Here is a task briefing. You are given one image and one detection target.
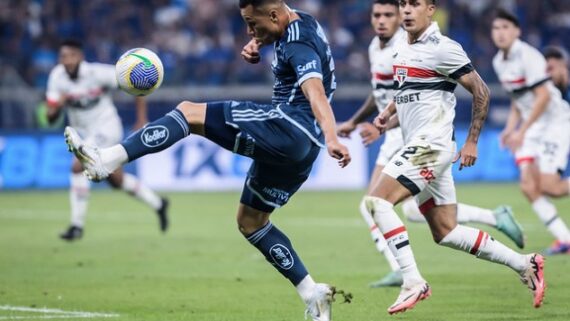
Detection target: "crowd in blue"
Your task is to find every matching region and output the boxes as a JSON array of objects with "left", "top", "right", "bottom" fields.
[{"left": 2, "top": 0, "right": 570, "bottom": 88}]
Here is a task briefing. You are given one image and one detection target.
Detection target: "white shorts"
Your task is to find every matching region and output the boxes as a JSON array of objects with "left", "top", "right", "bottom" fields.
[
  {"left": 515, "top": 125, "right": 570, "bottom": 174},
  {"left": 376, "top": 127, "right": 405, "bottom": 166},
  {"left": 76, "top": 117, "right": 123, "bottom": 148},
  {"left": 383, "top": 140, "right": 457, "bottom": 212}
]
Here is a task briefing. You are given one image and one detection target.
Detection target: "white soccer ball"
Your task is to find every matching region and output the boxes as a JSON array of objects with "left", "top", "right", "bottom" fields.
[{"left": 115, "top": 48, "right": 164, "bottom": 96}]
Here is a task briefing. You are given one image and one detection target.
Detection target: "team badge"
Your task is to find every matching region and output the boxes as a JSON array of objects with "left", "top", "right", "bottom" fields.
[{"left": 395, "top": 68, "right": 408, "bottom": 87}]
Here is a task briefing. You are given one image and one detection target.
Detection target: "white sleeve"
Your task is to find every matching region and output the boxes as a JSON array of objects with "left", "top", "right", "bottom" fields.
[
  {"left": 522, "top": 47, "right": 549, "bottom": 87},
  {"left": 436, "top": 39, "right": 473, "bottom": 80},
  {"left": 46, "top": 69, "right": 62, "bottom": 105},
  {"left": 94, "top": 63, "right": 119, "bottom": 89}
]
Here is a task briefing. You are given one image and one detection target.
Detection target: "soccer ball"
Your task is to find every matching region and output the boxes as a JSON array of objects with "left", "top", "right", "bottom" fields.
[{"left": 115, "top": 48, "right": 164, "bottom": 96}]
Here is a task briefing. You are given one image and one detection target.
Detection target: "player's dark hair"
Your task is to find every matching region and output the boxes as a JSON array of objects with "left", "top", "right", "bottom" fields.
[
  {"left": 544, "top": 46, "right": 569, "bottom": 62},
  {"left": 494, "top": 8, "right": 520, "bottom": 28},
  {"left": 239, "top": 0, "right": 282, "bottom": 9},
  {"left": 374, "top": 0, "right": 399, "bottom": 6},
  {"left": 59, "top": 39, "right": 83, "bottom": 50}
]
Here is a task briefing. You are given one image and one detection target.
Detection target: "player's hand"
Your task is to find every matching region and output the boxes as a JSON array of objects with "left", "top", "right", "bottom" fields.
[
  {"left": 359, "top": 122, "right": 380, "bottom": 146},
  {"left": 337, "top": 121, "right": 357, "bottom": 138},
  {"left": 373, "top": 113, "right": 389, "bottom": 135},
  {"left": 453, "top": 141, "right": 478, "bottom": 171},
  {"left": 499, "top": 129, "right": 512, "bottom": 149},
  {"left": 327, "top": 139, "right": 351, "bottom": 168},
  {"left": 505, "top": 129, "right": 524, "bottom": 152},
  {"left": 241, "top": 39, "right": 261, "bottom": 64}
]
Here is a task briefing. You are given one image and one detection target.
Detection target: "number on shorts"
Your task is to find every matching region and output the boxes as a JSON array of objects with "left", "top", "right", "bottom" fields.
[{"left": 400, "top": 146, "right": 419, "bottom": 160}]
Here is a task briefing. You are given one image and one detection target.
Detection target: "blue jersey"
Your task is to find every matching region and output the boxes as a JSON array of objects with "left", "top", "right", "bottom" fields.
[{"left": 271, "top": 11, "right": 336, "bottom": 147}]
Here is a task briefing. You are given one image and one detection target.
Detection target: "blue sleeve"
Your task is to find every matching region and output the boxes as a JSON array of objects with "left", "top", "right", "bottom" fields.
[{"left": 283, "top": 42, "right": 323, "bottom": 85}]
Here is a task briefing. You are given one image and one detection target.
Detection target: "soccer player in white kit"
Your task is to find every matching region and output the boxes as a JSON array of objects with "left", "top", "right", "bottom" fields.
[
  {"left": 361, "top": 0, "right": 545, "bottom": 314},
  {"left": 337, "top": 0, "right": 525, "bottom": 288},
  {"left": 46, "top": 40, "right": 169, "bottom": 241},
  {"left": 492, "top": 10, "right": 570, "bottom": 255}
]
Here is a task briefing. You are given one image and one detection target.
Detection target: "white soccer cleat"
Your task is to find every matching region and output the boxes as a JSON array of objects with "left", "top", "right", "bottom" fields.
[
  {"left": 64, "top": 126, "right": 111, "bottom": 182},
  {"left": 387, "top": 280, "right": 431, "bottom": 315},
  {"left": 304, "top": 284, "right": 352, "bottom": 321}
]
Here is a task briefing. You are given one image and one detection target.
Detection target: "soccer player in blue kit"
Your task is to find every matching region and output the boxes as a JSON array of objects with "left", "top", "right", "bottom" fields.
[{"left": 64, "top": 0, "right": 351, "bottom": 320}]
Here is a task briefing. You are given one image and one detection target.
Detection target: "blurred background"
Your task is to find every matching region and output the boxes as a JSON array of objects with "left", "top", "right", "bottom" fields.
[{"left": 1, "top": 0, "right": 570, "bottom": 190}]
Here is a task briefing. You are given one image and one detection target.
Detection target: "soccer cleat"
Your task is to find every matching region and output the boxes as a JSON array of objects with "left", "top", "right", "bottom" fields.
[
  {"left": 64, "top": 127, "right": 111, "bottom": 182},
  {"left": 59, "top": 225, "right": 83, "bottom": 241},
  {"left": 387, "top": 281, "right": 431, "bottom": 315},
  {"left": 494, "top": 205, "right": 525, "bottom": 249},
  {"left": 519, "top": 254, "right": 546, "bottom": 308},
  {"left": 543, "top": 240, "right": 570, "bottom": 255},
  {"left": 369, "top": 270, "right": 403, "bottom": 288},
  {"left": 304, "top": 284, "right": 352, "bottom": 321},
  {"left": 156, "top": 197, "right": 169, "bottom": 232}
]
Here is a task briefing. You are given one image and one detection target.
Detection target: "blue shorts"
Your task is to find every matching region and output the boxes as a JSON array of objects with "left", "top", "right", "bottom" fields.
[{"left": 204, "top": 101, "right": 321, "bottom": 213}]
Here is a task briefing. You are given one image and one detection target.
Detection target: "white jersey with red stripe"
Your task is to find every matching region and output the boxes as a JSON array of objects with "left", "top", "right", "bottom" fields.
[
  {"left": 492, "top": 39, "right": 570, "bottom": 135},
  {"left": 46, "top": 61, "right": 122, "bottom": 137},
  {"left": 391, "top": 22, "right": 473, "bottom": 150}
]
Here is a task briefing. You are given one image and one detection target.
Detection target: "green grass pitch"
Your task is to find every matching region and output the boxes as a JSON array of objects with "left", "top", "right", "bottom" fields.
[{"left": 0, "top": 184, "right": 569, "bottom": 320}]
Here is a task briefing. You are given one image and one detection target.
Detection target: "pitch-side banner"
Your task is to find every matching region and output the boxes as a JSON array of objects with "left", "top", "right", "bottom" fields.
[{"left": 137, "top": 135, "right": 368, "bottom": 191}]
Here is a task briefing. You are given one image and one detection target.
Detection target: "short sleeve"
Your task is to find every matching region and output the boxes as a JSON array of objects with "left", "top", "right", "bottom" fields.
[
  {"left": 436, "top": 39, "right": 474, "bottom": 80},
  {"left": 283, "top": 42, "right": 323, "bottom": 85},
  {"left": 94, "top": 63, "right": 119, "bottom": 89},
  {"left": 46, "top": 69, "right": 62, "bottom": 107},
  {"left": 522, "top": 48, "right": 549, "bottom": 87}
]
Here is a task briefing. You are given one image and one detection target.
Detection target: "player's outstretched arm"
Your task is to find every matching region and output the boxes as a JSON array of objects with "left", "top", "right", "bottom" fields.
[
  {"left": 301, "top": 78, "right": 351, "bottom": 168},
  {"left": 505, "top": 84, "right": 549, "bottom": 150},
  {"left": 455, "top": 70, "right": 490, "bottom": 170},
  {"left": 133, "top": 96, "right": 149, "bottom": 130},
  {"left": 337, "top": 93, "right": 377, "bottom": 138},
  {"left": 499, "top": 100, "right": 521, "bottom": 149}
]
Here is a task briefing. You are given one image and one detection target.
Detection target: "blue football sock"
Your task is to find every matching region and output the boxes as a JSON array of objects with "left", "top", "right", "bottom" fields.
[
  {"left": 121, "top": 109, "right": 190, "bottom": 161},
  {"left": 246, "top": 222, "right": 309, "bottom": 285}
]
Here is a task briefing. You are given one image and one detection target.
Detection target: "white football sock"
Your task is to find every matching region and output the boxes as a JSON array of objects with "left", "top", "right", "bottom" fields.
[
  {"left": 100, "top": 144, "right": 129, "bottom": 173},
  {"left": 70, "top": 173, "right": 90, "bottom": 227},
  {"left": 439, "top": 225, "right": 527, "bottom": 274},
  {"left": 296, "top": 275, "right": 317, "bottom": 303},
  {"left": 365, "top": 196, "right": 424, "bottom": 285},
  {"left": 532, "top": 196, "right": 570, "bottom": 242},
  {"left": 359, "top": 200, "right": 400, "bottom": 272},
  {"left": 122, "top": 173, "right": 162, "bottom": 210},
  {"left": 401, "top": 198, "right": 426, "bottom": 222},
  {"left": 457, "top": 203, "right": 497, "bottom": 226}
]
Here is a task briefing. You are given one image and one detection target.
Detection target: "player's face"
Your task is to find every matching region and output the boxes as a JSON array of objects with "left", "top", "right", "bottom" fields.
[
  {"left": 240, "top": 5, "right": 281, "bottom": 46},
  {"left": 371, "top": 3, "right": 400, "bottom": 41},
  {"left": 59, "top": 46, "right": 83, "bottom": 76},
  {"left": 399, "top": 0, "right": 435, "bottom": 34},
  {"left": 491, "top": 19, "right": 520, "bottom": 50},
  {"left": 546, "top": 57, "right": 569, "bottom": 89}
]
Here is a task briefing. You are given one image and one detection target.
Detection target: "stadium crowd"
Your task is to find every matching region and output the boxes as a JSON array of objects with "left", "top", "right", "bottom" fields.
[{"left": 2, "top": 0, "right": 570, "bottom": 88}]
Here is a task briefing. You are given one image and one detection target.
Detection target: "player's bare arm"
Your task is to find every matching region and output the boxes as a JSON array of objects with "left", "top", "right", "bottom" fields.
[
  {"left": 46, "top": 97, "right": 66, "bottom": 123},
  {"left": 302, "top": 78, "right": 351, "bottom": 167},
  {"left": 337, "top": 93, "right": 377, "bottom": 137},
  {"left": 506, "top": 84, "right": 550, "bottom": 151},
  {"left": 455, "top": 70, "right": 490, "bottom": 170},
  {"left": 500, "top": 100, "right": 521, "bottom": 148},
  {"left": 133, "top": 96, "right": 149, "bottom": 130},
  {"left": 373, "top": 100, "right": 396, "bottom": 133}
]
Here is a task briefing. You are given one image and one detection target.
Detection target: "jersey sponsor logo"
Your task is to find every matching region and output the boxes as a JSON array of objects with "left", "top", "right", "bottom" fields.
[
  {"left": 297, "top": 60, "right": 318, "bottom": 73},
  {"left": 395, "top": 67, "right": 408, "bottom": 87},
  {"left": 269, "top": 244, "right": 295, "bottom": 270},
  {"left": 419, "top": 167, "right": 436, "bottom": 184},
  {"left": 141, "top": 125, "right": 169, "bottom": 148},
  {"left": 394, "top": 93, "right": 421, "bottom": 104}
]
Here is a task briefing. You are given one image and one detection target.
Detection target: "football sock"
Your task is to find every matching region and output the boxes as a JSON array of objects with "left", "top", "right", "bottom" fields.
[
  {"left": 365, "top": 196, "right": 424, "bottom": 284},
  {"left": 532, "top": 196, "right": 570, "bottom": 242},
  {"left": 359, "top": 199, "right": 400, "bottom": 271},
  {"left": 121, "top": 173, "right": 162, "bottom": 210},
  {"left": 120, "top": 109, "right": 190, "bottom": 162},
  {"left": 246, "top": 221, "right": 309, "bottom": 285},
  {"left": 456, "top": 203, "right": 497, "bottom": 226},
  {"left": 439, "top": 225, "right": 527, "bottom": 273},
  {"left": 296, "top": 275, "right": 317, "bottom": 303},
  {"left": 70, "top": 173, "right": 90, "bottom": 228}
]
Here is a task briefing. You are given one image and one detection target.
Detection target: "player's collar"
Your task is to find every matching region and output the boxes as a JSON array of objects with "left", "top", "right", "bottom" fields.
[
  {"left": 415, "top": 21, "right": 440, "bottom": 43},
  {"left": 504, "top": 39, "right": 523, "bottom": 60}
]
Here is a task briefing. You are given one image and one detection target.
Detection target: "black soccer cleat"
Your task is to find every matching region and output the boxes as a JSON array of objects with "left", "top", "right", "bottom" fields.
[
  {"left": 156, "top": 197, "right": 169, "bottom": 232},
  {"left": 59, "top": 225, "right": 84, "bottom": 241}
]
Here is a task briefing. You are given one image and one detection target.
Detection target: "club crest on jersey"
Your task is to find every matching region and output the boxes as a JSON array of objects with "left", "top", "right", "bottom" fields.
[
  {"left": 395, "top": 68, "right": 408, "bottom": 87},
  {"left": 141, "top": 125, "right": 169, "bottom": 147},
  {"left": 269, "top": 244, "right": 295, "bottom": 270}
]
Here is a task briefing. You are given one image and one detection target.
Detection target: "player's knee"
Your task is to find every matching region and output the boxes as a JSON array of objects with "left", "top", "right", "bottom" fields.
[
  {"left": 176, "top": 100, "right": 206, "bottom": 125},
  {"left": 236, "top": 208, "right": 270, "bottom": 236}
]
